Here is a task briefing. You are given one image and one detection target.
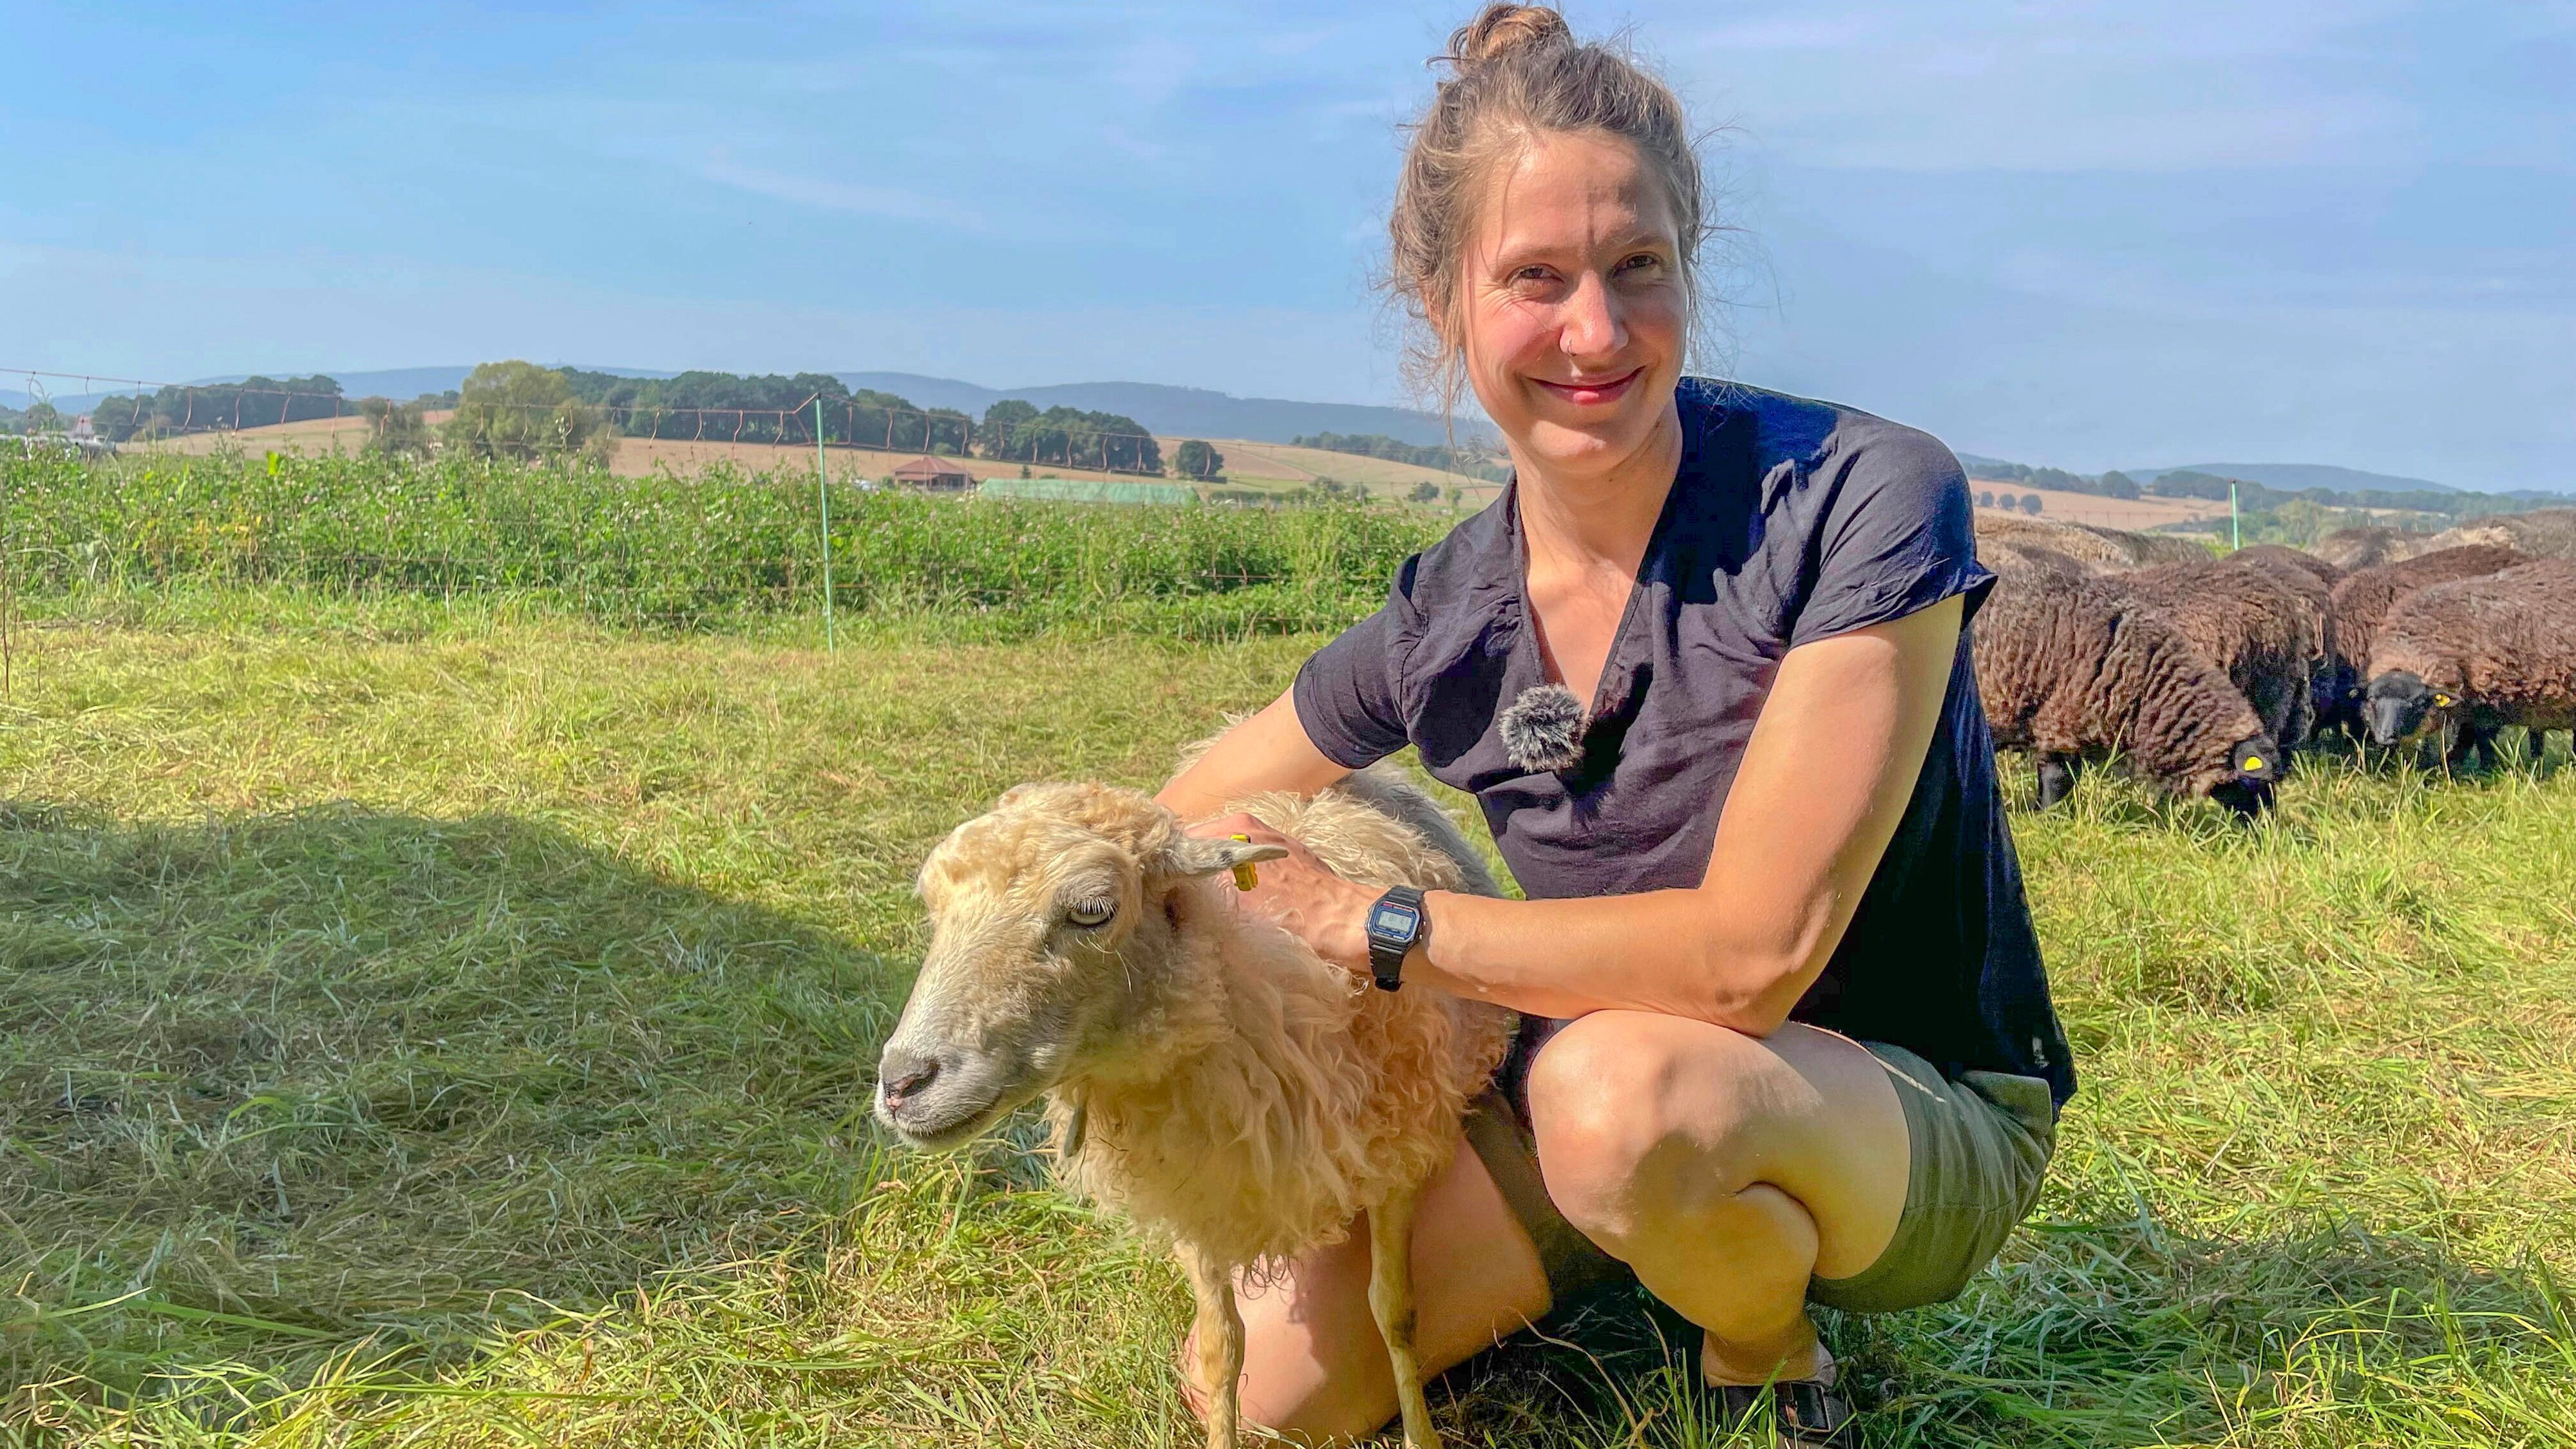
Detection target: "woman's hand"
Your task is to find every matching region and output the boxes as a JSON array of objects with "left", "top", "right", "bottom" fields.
[{"left": 1186, "top": 813, "right": 1379, "bottom": 974}]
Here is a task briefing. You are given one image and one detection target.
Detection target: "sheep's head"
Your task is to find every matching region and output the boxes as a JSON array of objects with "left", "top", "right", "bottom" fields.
[
  {"left": 2365, "top": 669, "right": 2454, "bottom": 746},
  {"left": 873, "top": 782, "right": 1285, "bottom": 1151},
  {"left": 2313, "top": 662, "right": 2362, "bottom": 735},
  {"left": 2201, "top": 733, "right": 2282, "bottom": 818}
]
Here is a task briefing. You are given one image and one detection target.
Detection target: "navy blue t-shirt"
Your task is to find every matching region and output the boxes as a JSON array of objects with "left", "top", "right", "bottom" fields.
[{"left": 1294, "top": 379, "right": 2073, "bottom": 1106}]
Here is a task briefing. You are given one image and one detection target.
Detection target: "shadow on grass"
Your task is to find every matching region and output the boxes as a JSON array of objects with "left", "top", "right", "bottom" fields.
[
  {"left": 1425, "top": 1211, "right": 2575, "bottom": 1447},
  {"left": 0, "top": 800, "right": 901, "bottom": 1408}
]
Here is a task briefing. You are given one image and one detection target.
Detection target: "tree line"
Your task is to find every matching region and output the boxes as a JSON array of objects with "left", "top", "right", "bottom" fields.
[
  {"left": 1292, "top": 431, "right": 1507, "bottom": 482},
  {"left": 550, "top": 370, "right": 1173, "bottom": 475},
  {"left": 88, "top": 375, "right": 349, "bottom": 441},
  {"left": 1964, "top": 453, "right": 2554, "bottom": 526}
]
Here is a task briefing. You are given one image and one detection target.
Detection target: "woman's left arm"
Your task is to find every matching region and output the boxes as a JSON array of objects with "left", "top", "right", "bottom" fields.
[{"left": 1208, "top": 592, "right": 1963, "bottom": 1037}]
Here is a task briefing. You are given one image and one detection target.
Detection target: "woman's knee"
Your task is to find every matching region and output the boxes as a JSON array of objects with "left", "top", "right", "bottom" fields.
[{"left": 1524, "top": 1012, "right": 1768, "bottom": 1247}]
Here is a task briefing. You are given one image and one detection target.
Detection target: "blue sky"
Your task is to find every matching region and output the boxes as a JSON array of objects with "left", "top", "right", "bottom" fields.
[{"left": 5, "top": 1, "right": 2570, "bottom": 488}]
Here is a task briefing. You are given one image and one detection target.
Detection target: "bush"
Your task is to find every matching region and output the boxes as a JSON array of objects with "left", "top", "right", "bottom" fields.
[
  {"left": 2022, "top": 493, "right": 2043, "bottom": 514},
  {"left": 444, "top": 361, "right": 617, "bottom": 465},
  {"left": 0, "top": 451, "right": 1445, "bottom": 636},
  {"left": 358, "top": 397, "right": 431, "bottom": 458}
]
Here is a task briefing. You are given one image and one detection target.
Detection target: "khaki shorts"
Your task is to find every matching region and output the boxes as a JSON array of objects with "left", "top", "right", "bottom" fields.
[{"left": 1463, "top": 1037, "right": 2057, "bottom": 1315}]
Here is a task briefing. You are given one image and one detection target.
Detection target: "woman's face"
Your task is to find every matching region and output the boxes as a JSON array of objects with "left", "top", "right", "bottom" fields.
[{"left": 1452, "top": 129, "right": 1686, "bottom": 481}]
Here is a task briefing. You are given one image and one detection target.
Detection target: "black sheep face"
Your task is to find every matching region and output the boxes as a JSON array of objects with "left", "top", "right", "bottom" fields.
[
  {"left": 2312, "top": 663, "right": 2361, "bottom": 733},
  {"left": 2365, "top": 670, "right": 2449, "bottom": 746},
  {"left": 2204, "top": 733, "right": 2282, "bottom": 819}
]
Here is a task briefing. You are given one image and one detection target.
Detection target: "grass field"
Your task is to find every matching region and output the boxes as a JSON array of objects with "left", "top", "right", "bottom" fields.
[
  {"left": 1967, "top": 487, "right": 2227, "bottom": 531},
  {"left": 0, "top": 584, "right": 2570, "bottom": 1447}
]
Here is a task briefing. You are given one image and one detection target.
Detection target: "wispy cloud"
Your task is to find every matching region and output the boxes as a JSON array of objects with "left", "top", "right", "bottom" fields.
[{"left": 695, "top": 150, "right": 983, "bottom": 229}]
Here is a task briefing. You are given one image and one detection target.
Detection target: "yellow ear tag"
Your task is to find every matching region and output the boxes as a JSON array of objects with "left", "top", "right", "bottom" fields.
[
  {"left": 2242, "top": 755, "right": 2265, "bottom": 773},
  {"left": 2433, "top": 694, "right": 2454, "bottom": 708},
  {"left": 1227, "top": 835, "right": 1259, "bottom": 892}
]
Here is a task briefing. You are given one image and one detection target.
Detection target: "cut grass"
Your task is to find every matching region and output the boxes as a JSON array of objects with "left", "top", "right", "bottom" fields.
[{"left": 1, "top": 600, "right": 2571, "bottom": 1445}]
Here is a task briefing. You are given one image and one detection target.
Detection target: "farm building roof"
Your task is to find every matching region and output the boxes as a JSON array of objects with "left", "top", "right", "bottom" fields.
[
  {"left": 978, "top": 477, "right": 1197, "bottom": 506},
  {"left": 891, "top": 455, "right": 974, "bottom": 483}
]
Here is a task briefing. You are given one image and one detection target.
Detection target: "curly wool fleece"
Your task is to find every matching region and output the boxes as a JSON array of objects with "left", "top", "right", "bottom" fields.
[{"left": 1499, "top": 683, "right": 1587, "bottom": 772}]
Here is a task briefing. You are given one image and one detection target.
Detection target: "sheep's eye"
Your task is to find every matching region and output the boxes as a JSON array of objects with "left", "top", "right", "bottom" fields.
[{"left": 1066, "top": 899, "right": 1116, "bottom": 929}]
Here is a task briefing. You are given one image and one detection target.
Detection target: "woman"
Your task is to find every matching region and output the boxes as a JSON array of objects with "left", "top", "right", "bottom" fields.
[{"left": 1157, "top": 7, "right": 2071, "bottom": 1445}]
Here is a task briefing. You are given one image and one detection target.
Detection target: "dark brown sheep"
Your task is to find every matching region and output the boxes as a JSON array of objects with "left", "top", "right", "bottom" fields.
[
  {"left": 1973, "top": 569, "right": 2282, "bottom": 816},
  {"left": 2424, "top": 508, "right": 2576, "bottom": 562},
  {"left": 2222, "top": 548, "right": 2340, "bottom": 739},
  {"left": 2314, "top": 526, "right": 2434, "bottom": 572},
  {"left": 2121, "top": 559, "right": 2320, "bottom": 748},
  {"left": 1978, "top": 538, "right": 2096, "bottom": 583},
  {"left": 2230, "top": 544, "right": 2343, "bottom": 590},
  {"left": 2365, "top": 560, "right": 2576, "bottom": 769},
  {"left": 1974, "top": 513, "right": 2211, "bottom": 571},
  {"left": 2318, "top": 545, "right": 2531, "bottom": 742}
]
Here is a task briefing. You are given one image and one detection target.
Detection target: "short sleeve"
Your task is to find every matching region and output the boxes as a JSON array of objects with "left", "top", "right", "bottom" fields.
[
  {"left": 1293, "top": 589, "right": 1415, "bottom": 770},
  {"left": 1788, "top": 428, "right": 1996, "bottom": 648}
]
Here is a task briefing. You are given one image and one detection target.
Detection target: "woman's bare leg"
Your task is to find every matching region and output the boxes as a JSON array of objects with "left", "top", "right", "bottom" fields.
[
  {"left": 1524, "top": 1012, "right": 1909, "bottom": 1386},
  {"left": 1188, "top": 1014, "right": 1909, "bottom": 1436},
  {"left": 1184, "top": 1135, "right": 1550, "bottom": 1444}
]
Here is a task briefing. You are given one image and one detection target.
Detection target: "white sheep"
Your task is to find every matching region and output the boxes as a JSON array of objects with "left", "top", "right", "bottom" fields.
[{"left": 874, "top": 766, "right": 1516, "bottom": 1449}]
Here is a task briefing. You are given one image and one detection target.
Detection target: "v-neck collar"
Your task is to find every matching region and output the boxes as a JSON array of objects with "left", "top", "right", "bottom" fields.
[{"left": 1502, "top": 403, "right": 1704, "bottom": 719}]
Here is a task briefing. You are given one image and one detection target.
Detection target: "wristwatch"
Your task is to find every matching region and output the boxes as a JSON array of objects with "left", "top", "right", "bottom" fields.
[{"left": 1363, "top": 887, "right": 1429, "bottom": 992}]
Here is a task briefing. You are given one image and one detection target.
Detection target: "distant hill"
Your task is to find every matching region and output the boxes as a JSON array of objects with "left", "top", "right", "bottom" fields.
[
  {"left": 2124, "top": 462, "right": 2456, "bottom": 495},
  {"left": 6, "top": 365, "right": 668, "bottom": 415},
  {"left": 839, "top": 373, "right": 1493, "bottom": 450}
]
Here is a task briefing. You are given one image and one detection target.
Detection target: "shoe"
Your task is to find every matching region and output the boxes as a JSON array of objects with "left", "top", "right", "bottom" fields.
[{"left": 1707, "top": 1378, "right": 1859, "bottom": 1448}]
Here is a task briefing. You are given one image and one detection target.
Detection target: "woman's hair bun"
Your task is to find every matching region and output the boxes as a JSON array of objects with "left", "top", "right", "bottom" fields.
[{"left": 1446, "top": 4, "right": 1573, "bottom": 70}]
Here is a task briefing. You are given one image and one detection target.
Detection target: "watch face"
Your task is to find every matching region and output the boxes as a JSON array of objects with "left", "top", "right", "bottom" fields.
[{"left": 1369, "top": 902, "right": 1420, "bottom": 938}]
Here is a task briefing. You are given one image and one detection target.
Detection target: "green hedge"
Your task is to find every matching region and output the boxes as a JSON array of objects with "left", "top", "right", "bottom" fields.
[{"left": 0, "top": 452, "right": 1444, "bottom": 635}]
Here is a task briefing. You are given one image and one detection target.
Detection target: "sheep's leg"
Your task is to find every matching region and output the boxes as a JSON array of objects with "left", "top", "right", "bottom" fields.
[
  {"left": 1180, "top": 1246, "right": 1244, "bottom": 1449},
  {"left": 1368, "top": 1184, "right": 1443, "bottom": 1449}
]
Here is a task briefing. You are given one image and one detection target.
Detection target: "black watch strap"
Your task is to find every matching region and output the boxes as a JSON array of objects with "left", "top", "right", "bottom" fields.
[{"left": 1365, "top": 886, "right": 1428, "bottom": 992}]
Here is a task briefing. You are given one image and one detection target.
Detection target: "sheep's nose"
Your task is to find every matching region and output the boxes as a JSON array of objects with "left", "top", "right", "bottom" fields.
[{"left": 876, "top": 1046, "right": 942, "bottom": 1113}]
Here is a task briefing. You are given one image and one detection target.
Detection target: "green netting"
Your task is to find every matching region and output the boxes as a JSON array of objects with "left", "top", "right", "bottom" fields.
[{"left": 976, "top": 476, "right": 1197, "bottom": 506}]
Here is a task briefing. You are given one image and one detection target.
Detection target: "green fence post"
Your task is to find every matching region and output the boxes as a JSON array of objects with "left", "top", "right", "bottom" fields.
[
  {"left": 2230, "top": 480, "right": 2240, "bottom": 550},
  {"left": 816, "top": 396, "right": 836, "bottom": 654}
]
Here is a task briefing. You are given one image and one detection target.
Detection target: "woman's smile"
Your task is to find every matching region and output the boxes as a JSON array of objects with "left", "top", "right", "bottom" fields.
[{"left": 1531, "top": 366, "right": 1646, "bottom": 408}]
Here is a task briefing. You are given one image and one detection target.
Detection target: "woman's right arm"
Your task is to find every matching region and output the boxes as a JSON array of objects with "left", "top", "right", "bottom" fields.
[{"left": 1156, "top": 687, "right": 1352, "bottom": 822}]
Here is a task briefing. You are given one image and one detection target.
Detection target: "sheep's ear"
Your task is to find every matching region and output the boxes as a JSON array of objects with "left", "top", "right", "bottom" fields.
[{"left": 1160, "top": 834, "right": 1291, "bottom": 880}]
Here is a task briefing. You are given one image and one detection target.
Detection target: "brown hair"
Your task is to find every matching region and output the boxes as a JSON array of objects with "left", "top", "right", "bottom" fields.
[{"left": 1388, "top": 5, "right": 1709, "bottom": 410}]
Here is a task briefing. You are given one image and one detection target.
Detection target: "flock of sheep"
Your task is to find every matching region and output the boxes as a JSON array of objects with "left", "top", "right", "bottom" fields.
[{"left": 1973, "top": 508, "right": 2576, "bottom": 815}]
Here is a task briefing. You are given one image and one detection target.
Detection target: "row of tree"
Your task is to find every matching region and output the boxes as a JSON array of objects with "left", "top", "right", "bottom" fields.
[
  {"left": 352, "top": 365, "right": 1218, "bottom": 480},
  {"left": 1962, "top": 456, "right": 2141, "bottom": 500},
  {"left": 1291, "top": 431, "right": 1506, "bottom": 482},
  {"left": 1976, "top": 490, "right": 2045, "bottom": 515},
  {"left": 1967, "top": 453, "right": 2548, "bottom": 524},
  {"left": 88, "top": 375, "right": 349, "bottom": 441}
]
